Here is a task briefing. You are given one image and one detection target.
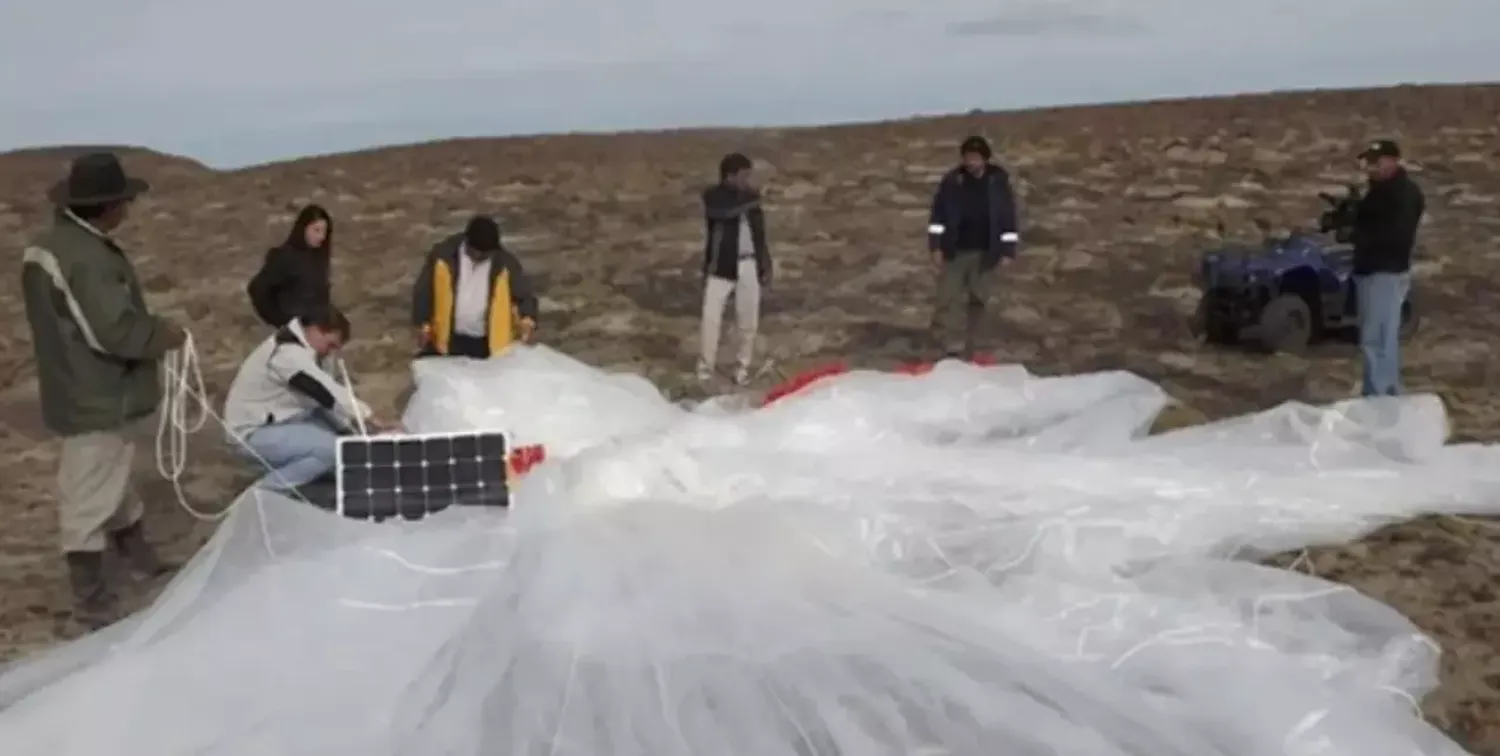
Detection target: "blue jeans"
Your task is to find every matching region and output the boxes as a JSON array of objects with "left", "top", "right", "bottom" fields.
[
  {"left": 235, "top": 410, "right": 340, "bottom": 490},
  {"left": 1355, "top": 272, "right": 1411, "bottom": 397}
]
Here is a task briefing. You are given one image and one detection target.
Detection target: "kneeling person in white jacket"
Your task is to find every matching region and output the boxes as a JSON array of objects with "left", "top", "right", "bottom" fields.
[{"left": 223, "top": 306, "right": 395, "bottom": 490}]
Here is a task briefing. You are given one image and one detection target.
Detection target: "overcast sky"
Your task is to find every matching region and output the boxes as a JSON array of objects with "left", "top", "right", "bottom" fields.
[{"left": 0, "top": 0, "right": 1491, "bottom": 168}]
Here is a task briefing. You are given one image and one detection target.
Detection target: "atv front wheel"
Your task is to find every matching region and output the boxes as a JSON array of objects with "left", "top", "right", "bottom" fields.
[
  {"left": 1192, "top": 296, "right": 1238, "bottom": 344},
  {"left": 1254, "top": 294, "right": 1312, "bottom": 354}
]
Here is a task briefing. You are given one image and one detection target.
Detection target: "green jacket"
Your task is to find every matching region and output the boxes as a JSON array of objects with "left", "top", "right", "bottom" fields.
[{"left": 20, "top": 211, "right": 175, "bottom": 436}]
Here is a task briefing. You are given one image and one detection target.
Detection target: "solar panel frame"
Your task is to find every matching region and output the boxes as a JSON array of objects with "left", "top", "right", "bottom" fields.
[{"left": 334, "top": 430, "right": 512, "bottom": 521}]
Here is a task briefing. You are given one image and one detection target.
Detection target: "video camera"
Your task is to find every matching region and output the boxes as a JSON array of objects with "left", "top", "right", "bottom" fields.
[{"left": 1316, "top": 185, "right": 1362, "bottom": 244}]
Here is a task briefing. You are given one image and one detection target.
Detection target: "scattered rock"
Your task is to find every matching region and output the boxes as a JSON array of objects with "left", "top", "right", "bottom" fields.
[
  {"left": 1172, "top": 194, "right": 1252, "bottom": 210},
  {"left": 1162, "top": 143, "right": 1229, "bottom": 165}
]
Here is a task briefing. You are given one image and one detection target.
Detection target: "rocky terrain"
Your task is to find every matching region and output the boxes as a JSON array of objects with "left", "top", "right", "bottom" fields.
[{"left": 1, "top": 84, "right": 1498, "bottom": 747}]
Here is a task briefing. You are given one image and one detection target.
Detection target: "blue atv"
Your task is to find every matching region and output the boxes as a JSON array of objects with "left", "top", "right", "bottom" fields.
[{"left": 1191, "top": 188, "right": 1418, "bottom": 353}]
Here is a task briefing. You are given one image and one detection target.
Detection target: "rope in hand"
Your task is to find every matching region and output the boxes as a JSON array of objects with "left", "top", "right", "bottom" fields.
[
  {"left": 153, "top": 330, "right": 322, "bottom": 522},
  {"left": 154, "top": 332, "right": 223, "bottom": 520}
]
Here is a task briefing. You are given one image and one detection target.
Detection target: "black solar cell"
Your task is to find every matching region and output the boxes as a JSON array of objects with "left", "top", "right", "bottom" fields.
[{"left": 334, "top": 431, "right": 512, "bottom": 520}]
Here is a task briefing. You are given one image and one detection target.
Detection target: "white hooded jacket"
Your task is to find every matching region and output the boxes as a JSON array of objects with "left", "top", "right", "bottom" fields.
[{"left": 223, "top": 318, "right": 371, "bottom": 436}]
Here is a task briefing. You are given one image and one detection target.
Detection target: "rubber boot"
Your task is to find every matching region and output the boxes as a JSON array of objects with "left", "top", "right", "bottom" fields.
[
  {"left": 110, "top": 522, "right": 176, "bottom": 579},
  {"left": 64, "top": 551, "right": 119, "bottom": 630}
]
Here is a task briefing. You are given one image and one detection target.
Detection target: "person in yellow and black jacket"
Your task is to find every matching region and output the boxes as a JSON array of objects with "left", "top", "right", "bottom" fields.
[{"left": 410, "top": 215, "right": 539, "bottom": 358}]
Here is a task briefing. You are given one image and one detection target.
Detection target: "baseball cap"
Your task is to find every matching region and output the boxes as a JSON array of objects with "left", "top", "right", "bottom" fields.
[{"left": 1358, "top": 139, "right": 1401, "bottom": 161}]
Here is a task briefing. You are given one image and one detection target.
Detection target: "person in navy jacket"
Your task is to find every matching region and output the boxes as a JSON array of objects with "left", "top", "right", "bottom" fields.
[{"left": 925, "top": 135, "right": 1020, "bottom": 357}]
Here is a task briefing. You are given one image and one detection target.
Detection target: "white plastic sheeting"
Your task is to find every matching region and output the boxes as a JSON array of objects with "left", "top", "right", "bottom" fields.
[{"left": 2, "top": 345, "right": 1496, "bottom": 756}]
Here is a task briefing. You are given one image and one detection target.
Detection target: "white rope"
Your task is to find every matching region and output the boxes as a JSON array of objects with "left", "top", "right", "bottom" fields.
[
  {"left": 154, "top": 330, "right": 323, "bottom": 521},
  {"left": 155, "top": 332, "right": 224, "bottom": 520},
  {"left": 335, "top": 356, "right": 369, "bottom": 437}
]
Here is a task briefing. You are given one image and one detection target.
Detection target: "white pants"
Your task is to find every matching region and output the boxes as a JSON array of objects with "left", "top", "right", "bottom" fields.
[{"left": 699, "top": 258, "right": 761, "bottom": 371}]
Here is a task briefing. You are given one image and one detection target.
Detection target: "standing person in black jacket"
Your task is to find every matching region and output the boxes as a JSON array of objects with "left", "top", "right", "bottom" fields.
[
  {"left": 247, "top": 204, "right": 334, "bottom": 328},
  {"left": 1350, "top": 139, "right": 1425, "bottom": 397},
  {"left": 926, "top": 136, "right": 1020, "bottom": 358},
  {"left": 698, "top": 152, "right": 771, "bottom": 386}
]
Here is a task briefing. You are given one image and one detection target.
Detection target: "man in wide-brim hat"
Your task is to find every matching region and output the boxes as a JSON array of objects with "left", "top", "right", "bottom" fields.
[{"left": 19, "top": 152, "right": 187, "bottom": 629}]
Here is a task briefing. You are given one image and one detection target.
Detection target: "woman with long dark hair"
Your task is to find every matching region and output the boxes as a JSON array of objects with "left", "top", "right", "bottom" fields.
[{"left": 247, "top": 204, "right": 334, "bottom": 328}]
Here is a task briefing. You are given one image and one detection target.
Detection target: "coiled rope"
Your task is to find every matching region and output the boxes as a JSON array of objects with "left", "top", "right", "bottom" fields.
[
  {"left": 154, "top": 330, "right": 363, "bottom": 521},
  {"left": 154, "top": 332, "right": 223, "bottom": 520}
]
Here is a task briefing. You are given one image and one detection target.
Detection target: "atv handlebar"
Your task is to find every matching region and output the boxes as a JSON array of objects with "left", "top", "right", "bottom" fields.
[{"left": 1316, "top": 185, "right": 1361, "bottom": 241}]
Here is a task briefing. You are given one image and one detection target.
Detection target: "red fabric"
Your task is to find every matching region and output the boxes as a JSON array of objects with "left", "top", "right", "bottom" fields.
[
  {"left": 508, "top": 444, "right": 547, "bottom": 475},
  {"left": 760, "top": 355, "right": 997, "bottom": 407},
  {"left": 761, "top": 363, "right": 849, "bottom": 406},
  {"left": 894, "top": 353, "right": 996, "bottom": 376}
]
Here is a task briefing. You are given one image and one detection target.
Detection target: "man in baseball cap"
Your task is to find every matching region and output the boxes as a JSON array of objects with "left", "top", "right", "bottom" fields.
[{"left": 1349, "top": 137, "right": 1425, "bottom": 397}]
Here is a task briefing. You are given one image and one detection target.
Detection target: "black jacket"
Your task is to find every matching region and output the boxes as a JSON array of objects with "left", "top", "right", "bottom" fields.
[
  {"left": 247, "top": 245, "right": 331, "bottom": 327},
  {"left": 702, "top": 184, "right": 770, "bottom": 282},
  {"left": 1351, "top": 168, "right": 1425, "bottom": 275},
  {"left": 927, "top": 163, "right": 1020, "bottom": 268}
]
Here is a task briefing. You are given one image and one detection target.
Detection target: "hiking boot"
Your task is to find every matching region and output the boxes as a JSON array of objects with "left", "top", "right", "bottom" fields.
[
  {"left": 64, "top": 551, "right": 119, "bottom": 630},
  {"left": 733, "top": 365, "right": 751, "bottom": 387},
  {"left": 110, "top": 522, "right": 177, "bottom": 579},
  {"left": 695, "top": 362, "right": 714, "bottom": 382}
]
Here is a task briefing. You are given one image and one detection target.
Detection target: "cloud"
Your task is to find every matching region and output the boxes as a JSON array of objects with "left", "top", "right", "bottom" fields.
[
  {"left": 946, "top": 1, "right": 1146, "bottom": 38},
  {"left": 0, "top": 0, "right": 1493, "bottom": 167}
]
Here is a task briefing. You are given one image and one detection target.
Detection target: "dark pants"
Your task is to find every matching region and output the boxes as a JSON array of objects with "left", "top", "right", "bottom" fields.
[
  {"left": 934, "top": 249, "right": 993, "bottom": 354},
  {"left": 420, "top": 334, "right": 491, "bottom": 359}
]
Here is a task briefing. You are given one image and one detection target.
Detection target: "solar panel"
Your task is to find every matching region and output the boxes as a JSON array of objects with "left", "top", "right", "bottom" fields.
[{"left": 334, "top": 431, "right": 512, "bottom": 521}]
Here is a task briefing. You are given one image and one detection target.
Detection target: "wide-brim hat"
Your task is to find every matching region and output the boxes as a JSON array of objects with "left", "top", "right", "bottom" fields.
[{"left": 46, "top": 152, "right": 150, "bottom": 206}]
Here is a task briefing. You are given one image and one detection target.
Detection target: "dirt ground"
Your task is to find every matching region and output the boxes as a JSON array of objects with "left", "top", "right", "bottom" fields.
[{"left": 1, "top": 84, "right": 1498, "bottom": 748}]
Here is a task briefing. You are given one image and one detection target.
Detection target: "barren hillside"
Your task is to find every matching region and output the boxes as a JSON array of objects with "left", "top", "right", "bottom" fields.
[{"left": 2, "top": 83, "right": 1498, "bottom": 747}]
